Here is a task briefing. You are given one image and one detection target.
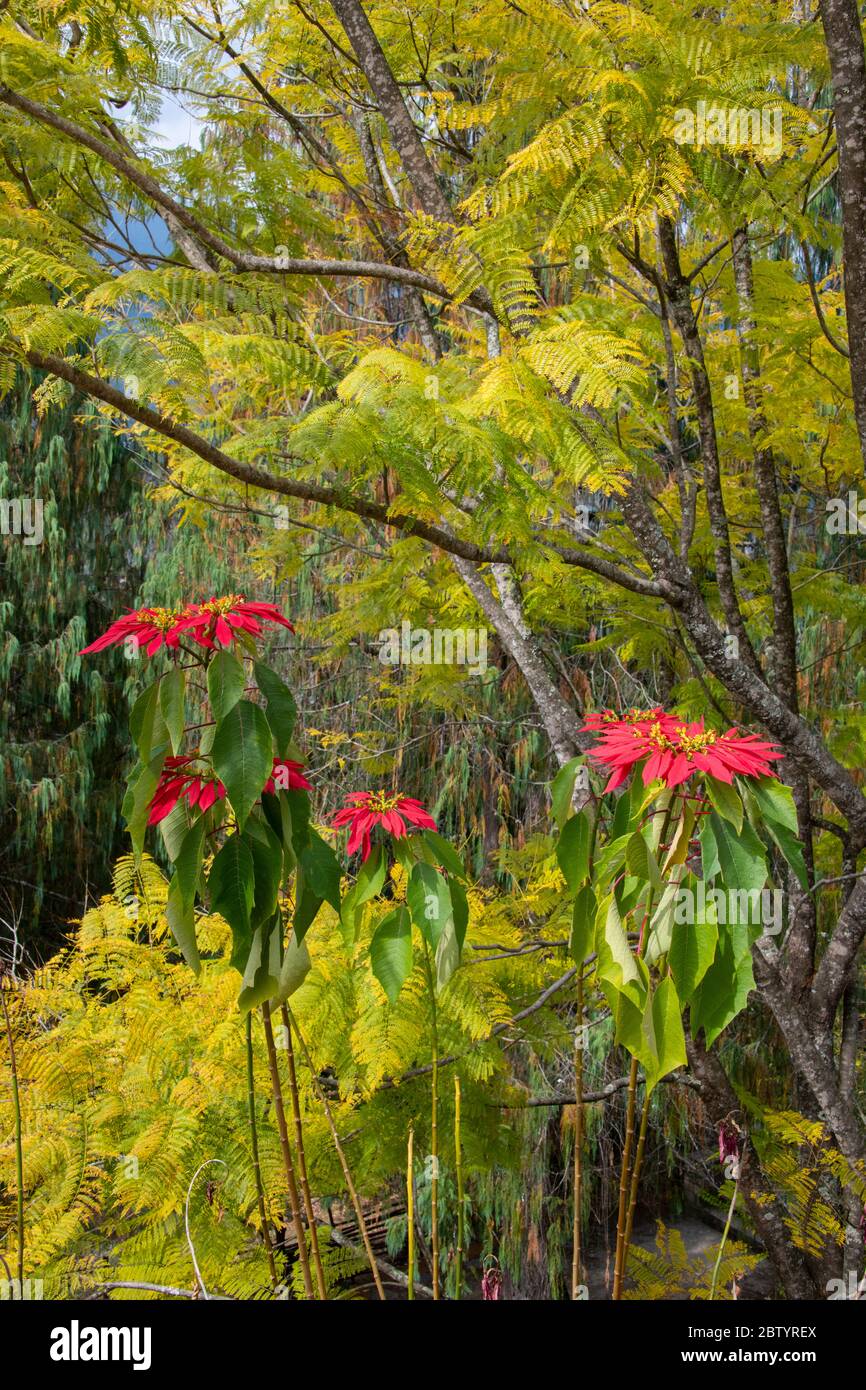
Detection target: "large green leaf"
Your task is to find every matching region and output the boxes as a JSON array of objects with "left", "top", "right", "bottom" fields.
[
  {"left": 123, "top": 754, "right": 165, "bottom": 861},
  {"left": 165, "top": 871, "right": 201, "bottom": 974},
  {"left": 159, "top": 666, "right": 185, "bottom": 755},
  {"left": 211, "top": 699, "right": 273, "bottom": 830},
  {"left": 254, "top": 660, "right": 297, "bottom": 757},
  {"left": 690, "top": 927, "right": 755, "bottom": 1046},
  {"left": 645, "top": 976, "right": 687, "bottom": 1094},
  {"left": 129, "top": 682, "right": 170, "bottom": 764},
  {"left": 370, "top": 905, "right": 413, "bottom": 1003},
  {"left": 340, "top": 846, "right": 386, "bottom": 949},
  {"left": 556, "top": 813, "right": 591, "bottom": 895},
  {"left": 668, "top": 891, "right": 718, "bottom": 1003},
  {"left": 595, "top": 892, "right": 642, "bottom": 1002},
  {"left": 275, "top": 930, "right": 312, "bottom": 1003},
  {"left": 448, "top": 877, "right": 469, "bottom": 953},
  {"left": 710, "top": 811, "right": 767, "bottom": 894},
  {"left": 293, "top": 831, "right": 342, "bottom": 945},
  {"left": 244, "top": 820, "right": 284, "bottom": 930},
  {"left": 705, "top": 775, "right": 743, "bottom": 833},
  {"left": 550, "top": 756, "right": 585, "bottom": 829},
  {"left": 420, "top": 829, "right": 467, "bottom": 881},
  {"left": 174, "top": 817, "right": 206, "bottom": 909},
  {"left": 208, "top": 649, "right": 246, "bottom": 724},
  {"left": 237, "top": 910, "right": 282, "bottom": 1014},
  {"left": 407, "top": 862, "right": 453, "bottom": 949},
  {"left": 208, "top": 835, "right": 255, "bottom": 969},
  {"left": 570, "top": 884, "right": 597, "bottom": 965}
]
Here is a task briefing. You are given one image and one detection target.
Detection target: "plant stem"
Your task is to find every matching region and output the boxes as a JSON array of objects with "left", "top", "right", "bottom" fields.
[
  {"left": 290, "top": 1012, "right": 386, "bottom": 1300},
  {"left": 261, "top": 1001, "right": 314, "bottom": 1299},
  {"left": 245, "top": 1012, "right": 278, "bottom": 1291},
  {"left": 710, "top": 1157, "right": 742, "bottom": 1301},
  {"left": 571, "top": 972, "right": 585, "bottom": 1299},
  {"left": 407, "top": 1125, "right": 416, "bottom": 1302},
  {"left": 622, "top": 1088, "right": 651, "bottom": 1267},
  {"left": 421, "top": 943, "right": 440, "bottom": 1299},
  {"left": 280, "top": 1004, "right": 327, "bottom": 1300},
  {"left": 612, "top": 1053, "right": 640, "bottom": 1300},
  {"left": 0, "top": 983, "right": 24, "bottom": 1289},
  {"left": 454, "top": 1075, "right": 464, "bottom": 1300}
]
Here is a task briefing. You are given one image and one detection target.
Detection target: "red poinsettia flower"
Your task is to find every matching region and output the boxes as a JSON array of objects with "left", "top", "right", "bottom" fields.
[
  {"left": 80, "top": 605, "right": 189, "bottom": 657},
  {"left": 332, "top": 790, "right": 437, "bottom": 861},
  {"left": 148, "top": 756, "right": 226, "bottom": 825},
  {"left": 179, "top": 595, "right": 294, "bottom": 650},
  {"left": 263, "top": 759, "right": 313, "bottom": 794},
  {"left": 586, "top": 714, "right": 782, "bottom": 792},
  {"left": 581, "top": 706, "right": 670, "bottom": 733}
]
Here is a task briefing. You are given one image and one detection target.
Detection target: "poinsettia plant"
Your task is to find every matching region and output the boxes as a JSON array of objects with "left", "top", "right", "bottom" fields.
[
  {"left": 554, "top": 705, "right": 807, "bottom": 1297},
  {"left": 81, "top": 596, "right": 468, "bottom": 1015}
]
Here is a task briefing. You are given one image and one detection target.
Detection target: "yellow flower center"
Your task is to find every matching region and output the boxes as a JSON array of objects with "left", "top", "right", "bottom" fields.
[
  {"left": 367, "top": 791, "right": 403, "bottom": 813},
  {"left": 673, "top": 727, "right": 718, "bottom": 757},
  {"left": 199, "top": 594, "right": 245, "bottom": 615},
  {"left": 136, "top": 606, "right": 185, "bottom": 630}
]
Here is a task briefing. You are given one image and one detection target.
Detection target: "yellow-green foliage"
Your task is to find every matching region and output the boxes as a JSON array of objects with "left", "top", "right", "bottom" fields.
[{"left": 0, "top": 851, "right": 569, "bottom": 1298}]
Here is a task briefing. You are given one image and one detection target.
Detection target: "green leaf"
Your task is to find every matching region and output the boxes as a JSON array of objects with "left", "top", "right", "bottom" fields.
[
  {"left": 646, "top": 976, "right": 687, "bottom": 1094},
  {"left": 595, "top": 892, "right": 642, "bottom": 1002},
  {"left": 556, "top": 813, "right": 591, "bottom": 895},
  {"left": 420, "top": 829, "right": 467, "bottom": 880},
  {"left": 208, "top": 649, "right": 246, "bottom": 724},
  {"left": 550, "top": 756, "right": 585, "bottom": 829},
  {"left": 158, "top": 796, "right": 190, "bottom": 864},
  {"left": 699, "top": 815, "right": 721, "bottom": 882},
  {"left": 340, "top": 846, "right": 386, "bottom": 949},
  {"left": 448, "top": 877, "right": 469, "bottom": 952},
  {"left": 165, "top": 872, "right": 201, "bottom": 974},
  {"left": 208, "top": 835, "right": 255, "bottom": 970},
  {"left": 370, "top": 906, "right": 413, "bottom": 1003},
  {"left": 747, "top": 775, "right": 799, "bottom": 832},
  {"left": 129, "top": 682, "right": 170, "bottom": 764},
  {"left": 625, "top": 828, "right": 662, "bottom": 890},
  {"left": 690, "top": 927, "right": 755, "bottom": 1046},
  {"left": 211, "top": 699, "right": 273, "bottom": 830},
  {"left": 254, "top": 660, "right": 297, "bottom": 757},
  {"left": 237, "top": 911, "right": 282, "bottom": 1014},
  {"left": 668, "top": 891, "right": 718, "bottom": 1004},
  {"left": 275, "top": 930, "right": 312, "bottom": 1003},
  {"left": 407, "top": 862, "right": 453, "bottom": 949},
  {"left": 705, "top": 775, "right": 743, "bottom": 833},
  {"left": 174, "top": 817, "right": 206, "bottom": 909},
  {"left": 244, "top": 821, "right": 283, "bottom": 930},
  {"left": 159, "top": 666, "right": 185, "bottom": 754},
  {"left": 570, "top": 884, "right": 597, "bottom": 964},
  {"left": 300, "top": 830, "right": 342, "bottom": 912},
  {"left": 710, "top": 811, "right": 767, "bottom": 894},
  {"left": 123, "top": 755, "right": 164, "bottom": 861}
]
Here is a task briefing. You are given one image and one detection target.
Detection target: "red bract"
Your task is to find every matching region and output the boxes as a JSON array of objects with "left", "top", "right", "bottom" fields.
[
  {"left": 80, "top": 606, "right": 189, "bottom": 657},
  {"left": 148, "top": 757, "right": 226, "bottom": 826},
  {"left": 81, "top": 595, "right": 294, "bottom": 658},
  {"left": 587, "top": 714, "right": 782, "bottom": 792},
  {"left": 180, "top": 595, "right": 294, "bottom": 650},
  {"left": 264, "top": 759, "right": 313, "bottom": 794},
  {"left": 581, "top": 706, "right": 670, "bottom": 733},
  {"left": 332, "top": 790, "right": 436, "bottom": 861}
]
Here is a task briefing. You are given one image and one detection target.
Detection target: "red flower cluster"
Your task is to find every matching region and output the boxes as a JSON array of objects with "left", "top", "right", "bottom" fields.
[
  {"left": 81, "top": 595, "right": 293, "bottom": 657},
  {"left": 149, "top": 757, "right": 312, "bottom": 824},
  {"left": 332, "top": 790, "right": 436, "bottom": 861},
  {"left": 583, "top": 709, "right": 782, "bottom": 792},
  {"left": 148, "top": 756, "right": 226, "bottom": 825}
]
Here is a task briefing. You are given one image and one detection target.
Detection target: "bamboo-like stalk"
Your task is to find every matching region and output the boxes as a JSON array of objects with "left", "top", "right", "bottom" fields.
[
  {"left": 0, "top": 983, "right": 24, "bottom": 1289},
  {"left": 245, "top": 1012, "right": 278, "bottom": 1291},
  {"left": 261, "top": 1001, "right": 314, "bottom": 1299},
  {"left": 622, "top": 1088, "right": 651, "bottom": 1272},
  {"left": 454, "top": 1075, "right": 464, "bottom": 1300},
  {"left": 571, "top": 973, "right": 585, "bottom": 1299},
  {"left": 421, "top": 945, "right": 440, "bottom": 1299},
  {"left": 407, "top": 1125, "right": 416, "bottom": 1302},
  {"left": 612, "top": 1054, "right": 640, "bottom": 1300},
  {"left": 290, "top": 1011, "right": 386, "bottom": 1300},
  {"left": 280, "top": 1004, "right": 327, "bottom": 1300}
]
